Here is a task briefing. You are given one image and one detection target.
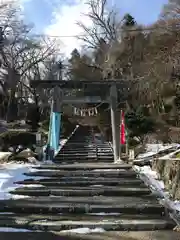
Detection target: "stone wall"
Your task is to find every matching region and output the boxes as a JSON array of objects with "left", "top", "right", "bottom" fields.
[{"left": 152, "top": 159, "right": 180, "bottom": 200}]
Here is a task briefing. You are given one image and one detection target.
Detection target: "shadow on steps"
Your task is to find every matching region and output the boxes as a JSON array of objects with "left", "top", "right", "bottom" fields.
[{"left": 0, "top": 230, "right": 180, "bottom": 240}]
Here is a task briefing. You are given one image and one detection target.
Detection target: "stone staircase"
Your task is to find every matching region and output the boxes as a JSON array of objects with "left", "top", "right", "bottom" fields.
[{"left": 0, "top": 126, "right": 179, "bottom": 239}]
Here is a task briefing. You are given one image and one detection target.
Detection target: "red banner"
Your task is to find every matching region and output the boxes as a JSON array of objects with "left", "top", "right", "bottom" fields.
[{"left": 120, "top": 110, "right": 126, "bottom": 145}]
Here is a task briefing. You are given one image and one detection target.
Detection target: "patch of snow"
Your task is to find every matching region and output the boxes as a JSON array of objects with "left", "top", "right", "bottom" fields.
[
  {"left": 43, "top": 160, "right": 55, "bottom": 165},
  {"left": 29, "top": 168, "right": 59, "bottom": 172},
  {"left": 90, "top": 185, "right": 104, "bottom": 187},
  {"left": 93, "top": 169, "right": 123, "bottom": 172},
  {"left": 60, "top": 139, "right": 67, "bottom": 147},
  {"left": 10, "top": 195, "right": 30, "bottom": 199},
  {"left": 0, "top": 227, "right": 32, "bottom": 232},
  {"left": 137, "top": 143, "right": 180, "bottom": 159},
  {"left": 172, "top": 200, "right": 180, "bottom": 212},
  {"left": 159, "top": 149, "right": 180, "bottom": 160},
  {"left": 0, "top": 163, "right": 46, "bottom": 200},
  {"left": 134, "top": 165, "right": 165, "bottom": 196},
  {"left": 134, "top": 163, "right": 180, "bottom": 221},
  {"left": 0, "top": 212, "right": 14, "bottom": 215},
  {"left": 88, "top": 213, "right": 121, "bottom": 216},
  {"left": 42, "top": 138, "right": 68, "bottom": 161},
  {"left": 134, "top": 143, "right": 180, "bottom": 220},
  {"left": 0, "top": 127, "right": 79, "bottom": 200},
  {"left": 146, "top": 143, "right": 179, "bottom": 152},
  {"left": 0, "top": 152, "right": 12, "bottom": 159},
  {"left": 135, "top": 165, "right": 159, "bottom": 179},
  {"left": 60, "top": 227, "right": 105, "bottom": 234},
  {"left": 137, "top": 151, "right": 156, "bottom": 159}
]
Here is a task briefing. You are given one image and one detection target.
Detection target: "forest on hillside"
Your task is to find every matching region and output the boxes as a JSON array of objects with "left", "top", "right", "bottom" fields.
[{"left": 0, "top": 0, "right": 179, "bottom": 145}]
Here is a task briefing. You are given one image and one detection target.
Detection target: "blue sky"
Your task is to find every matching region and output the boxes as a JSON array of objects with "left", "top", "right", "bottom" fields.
[
  {"left": 22, "top": 0, "right": 168, "bottom": 32},
  {"left": 21, "top": 0, "right": 168, "bottom": 55}
]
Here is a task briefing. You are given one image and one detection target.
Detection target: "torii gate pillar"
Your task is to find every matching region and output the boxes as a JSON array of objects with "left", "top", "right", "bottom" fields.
[{"left": 110, "top": 84, "right": 121, "bottom": 163}]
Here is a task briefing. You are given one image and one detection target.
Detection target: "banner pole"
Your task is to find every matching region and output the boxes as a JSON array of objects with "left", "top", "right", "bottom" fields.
[{"left": 119, "top": 110, "right": 122, "bottom": 159}]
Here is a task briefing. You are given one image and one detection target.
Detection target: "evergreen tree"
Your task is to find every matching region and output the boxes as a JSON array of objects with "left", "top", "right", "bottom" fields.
[{"left": 123, "top": 14, "right": 136, "bottom": 26}]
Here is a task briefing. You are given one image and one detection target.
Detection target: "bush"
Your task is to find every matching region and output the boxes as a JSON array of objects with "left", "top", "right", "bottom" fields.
[
  {"left": 41, "top": 114, "right": 76, "bottom": 139},
  {"left": 41, "top": 119, "right": 50, "bottom": 132},
  {"left": 26, "top": 105, "right": 40, "bottom": 131},
  {"left": 61, "top": 115, "right": 76, "bottom": 137},
  {"left": 0, "top": 131, "right": 47, "bottom": 151},
  {"left": 125, "top": 108, "right": 155, "bottom": 144}
]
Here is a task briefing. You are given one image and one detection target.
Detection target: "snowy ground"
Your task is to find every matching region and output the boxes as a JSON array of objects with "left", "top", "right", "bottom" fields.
[
  {"left": 60, "top": 227, "right": 105, "bottom": 234},
  {"left": 134, "top": 165, "right": 180, "bottom": 224},
  {"left": 137, "top": 143, "right": 180, "bottom": 159},
  {"left": 0, "top": 228, "right": 33, "bottom": 232},
  {"left": 0, "top": 163, "right": 45, "bottom": 200},
  {"left": 0, "top": 136, "right": 71, "bottom": 200},
  {"left": 134, "top": 143, "right": 180, "bottom": 226}
]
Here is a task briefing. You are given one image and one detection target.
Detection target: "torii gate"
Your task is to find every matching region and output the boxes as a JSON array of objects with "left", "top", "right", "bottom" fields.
[{"left": 30, "top": 79, "right": 128, "bottom": 162}]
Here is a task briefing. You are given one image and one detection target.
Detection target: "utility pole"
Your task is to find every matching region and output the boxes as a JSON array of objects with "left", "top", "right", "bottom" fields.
[
  {"left": 57, "top": 60, "right": 63, "bottom": 81},
  {"left": 53, "top": 61, "right": 63, "bottom": 112}
]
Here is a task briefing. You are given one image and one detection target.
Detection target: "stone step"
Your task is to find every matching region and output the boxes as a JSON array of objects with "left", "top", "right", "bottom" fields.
[
  {"left": 0, "top": 231, "right": 180, "bottom": 240},
  {"left": 24, "top": 170, "right": 137, "bottom": 178},
  {"left": 61, "top": 145, "right": 109, "bottom": 147},
  {"left": 61, "top": 146, "right": 110, "bottom": 149},
  {"left": 56, "top": 155, "right": 114, "bottom": 158},
  {"left": 57, "top": 230, "right": 180, "bottom": 240},
  {"left": 62, "top": 143, "right": 110, "bottom": 146},
  {"left": 33, "top": 163, "right": 132, "bottom": 170},
  {"left": 59, "top": 148, "right": 112, "bottom": 151},
  {"left": 58, "top": 151, "right": 112, "bottom": 154},
  {"left": 0, "top": 217, "right": 174, "bottom": 232},
  {"left": 15, "top": 176, "right": 145, "bottom": 186},
  {"left": 55, "top": 157, "right": 98, "bottom": 160},
  {"left": 54, "top": 156, "right": 113, "bottom": 159},
  {"left": 10, "top": 186, "right": 151, "bottom": 197},
  {"left": 1, "top": 199, "right": 165, "bottom": 215},
  {"left": 59, "top": 151, "right": 96, "bottom": 154},
  {"left": 60, "top": 151, "right": 112, "bottom": 154},
  {"left": 53, "top": 159, "right": 114, "bottom": 164},
  {"left": 15, "top": 179, "right": 146, "bottom": 187},
  {"left": 1, "top": 196, "right": 159, "bottom": 205},
  {"left": 55, "top": 156, "right": 114, "bottom": 160},
  {"left": 0, "top": 213, "right": 167, "bottom": 221},
  {"left": 60, "top": 148, "right": 112, "bottom": 151},
  {"left": 56, "top": 156, "right": 114, "bottom": 160},
  {"left": 60, "top": 148, "right": 112, "bottom": 152},
  {"left": 57, "top": 153, "right": 101, "bottom": 156}
]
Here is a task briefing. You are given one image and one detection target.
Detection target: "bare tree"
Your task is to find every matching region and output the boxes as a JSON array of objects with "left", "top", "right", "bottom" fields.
[
  {"left": 77, "top": 0, "right": 119, "bottom": 48},
  {"left": 0, "top": 3, "right": 59, "bottom": 121}
]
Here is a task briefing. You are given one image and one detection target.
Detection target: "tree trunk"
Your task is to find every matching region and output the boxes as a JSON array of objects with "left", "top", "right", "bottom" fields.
[{"left": 6, "top": 69, "right": 20, "bottom": 122}]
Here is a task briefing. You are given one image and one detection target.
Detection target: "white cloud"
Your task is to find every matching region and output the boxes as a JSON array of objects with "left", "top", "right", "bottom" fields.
[
  {"left": 0, "top": 0, "right": 28, "bottom": 11},
  {"left": 44, "top": 0, "right": 93, "bottom": 57},
  {"left": 0, "top": 0, "right": 28, "bottom": 4}
]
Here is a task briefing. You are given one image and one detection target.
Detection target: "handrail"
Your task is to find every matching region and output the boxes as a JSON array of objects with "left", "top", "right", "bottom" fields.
[
  {"left": 54, "top": 125, "right": 79, "bottom": 156},
  {"left": 43, "top": 125, "right": 79, "bottom": 161},
  {"left": 156, "top": 158, "right": 180, "bottom": 161}
]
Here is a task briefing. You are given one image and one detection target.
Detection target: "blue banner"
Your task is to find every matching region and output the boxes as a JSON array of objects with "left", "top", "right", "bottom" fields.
[{"left": 49, "top": 111, "right": 61, "bottom": 152}]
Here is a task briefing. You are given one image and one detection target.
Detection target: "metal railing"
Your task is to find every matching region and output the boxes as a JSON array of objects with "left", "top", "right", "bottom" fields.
[{"left": 54, "top": 125, "right": 79, "bottom": 156}]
